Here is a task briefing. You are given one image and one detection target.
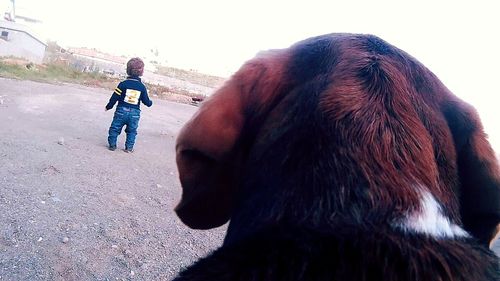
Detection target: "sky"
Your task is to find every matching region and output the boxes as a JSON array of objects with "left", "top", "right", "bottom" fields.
[{"left": 4, "top": 0, "right": 500, "bottom": 150}]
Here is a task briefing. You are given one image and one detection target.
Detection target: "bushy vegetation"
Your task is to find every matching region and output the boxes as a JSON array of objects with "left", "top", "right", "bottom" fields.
[
  {"left": 0, "top": 57, "right": 208, "bottom": 104},
  {"left": 0, "top": 58, "right": 110, "bottom": 84}
]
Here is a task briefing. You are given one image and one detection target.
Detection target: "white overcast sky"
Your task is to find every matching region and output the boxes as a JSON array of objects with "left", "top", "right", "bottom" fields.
[{"left": 6, "top": 0, "right": 500, "bottom": 151}]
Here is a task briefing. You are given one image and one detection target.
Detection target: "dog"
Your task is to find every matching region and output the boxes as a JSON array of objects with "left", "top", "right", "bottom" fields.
[{"left": 173, "top": 33, "right": 500, "bottom": 280}]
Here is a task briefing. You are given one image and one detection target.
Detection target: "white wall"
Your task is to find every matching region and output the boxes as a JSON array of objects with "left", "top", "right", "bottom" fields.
[{"left": 0, "top": 25, "right": 46, "bottom": 63}]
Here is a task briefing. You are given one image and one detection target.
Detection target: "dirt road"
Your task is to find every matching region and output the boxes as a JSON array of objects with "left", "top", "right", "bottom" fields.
[{"left": 0, "top": 78, "right": 225, "bottom": 280}]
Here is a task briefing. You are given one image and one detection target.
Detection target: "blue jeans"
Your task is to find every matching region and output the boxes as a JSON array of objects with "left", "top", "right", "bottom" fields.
[{"left": 108, "top": 106, "right": 141, "bottom": 149}]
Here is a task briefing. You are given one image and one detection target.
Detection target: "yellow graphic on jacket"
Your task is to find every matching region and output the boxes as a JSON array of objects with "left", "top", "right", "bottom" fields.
[{"left": 124, "top": 89, "right": 140, "bottom": 105}]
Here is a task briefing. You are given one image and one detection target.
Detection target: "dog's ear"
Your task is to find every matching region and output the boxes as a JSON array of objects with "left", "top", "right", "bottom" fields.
[
  {"left": 442, "top": 99, "right": 500, "bottom": 247},
  {"left": 175, "top": 51, "right": 290, "bottom": 229},
  {"left": 175, "top": 81, "right": 245, "bottom": 229}
]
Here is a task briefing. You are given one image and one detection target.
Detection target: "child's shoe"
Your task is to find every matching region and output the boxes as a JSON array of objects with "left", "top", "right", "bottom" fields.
[
  {"left": 108, "top": 145, "right": 117, "bottom": 151},
  {"left": 123, "top": 147, "right": 134, "bottom": 153}
]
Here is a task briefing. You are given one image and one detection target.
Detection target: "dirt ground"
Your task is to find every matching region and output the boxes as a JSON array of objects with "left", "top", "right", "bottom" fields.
[
  {"left": 0, "top": 78, "right": 498, "bottom": 281},
  {"left": 0, "top": 78, "right": 225, "bottom": 280}
]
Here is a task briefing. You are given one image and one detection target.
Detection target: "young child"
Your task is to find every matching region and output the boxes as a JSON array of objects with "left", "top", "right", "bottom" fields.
[{"left": 105, "top": 57, "right": 153, "bottom": 153}]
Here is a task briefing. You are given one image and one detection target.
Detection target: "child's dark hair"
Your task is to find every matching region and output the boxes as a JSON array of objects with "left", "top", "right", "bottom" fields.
[{"left": 126, "top": 57, "right": 145, "bottom": 77}]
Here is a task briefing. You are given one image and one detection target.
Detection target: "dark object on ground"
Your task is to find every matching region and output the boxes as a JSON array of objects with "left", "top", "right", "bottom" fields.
[{"left": 190, "top": 97, "right": 204, "bottom": 107}]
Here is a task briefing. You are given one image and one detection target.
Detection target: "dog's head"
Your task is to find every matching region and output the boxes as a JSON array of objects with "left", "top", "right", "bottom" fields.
[{"left": 175, "top": 34, "right": 500, "bottom": 246}]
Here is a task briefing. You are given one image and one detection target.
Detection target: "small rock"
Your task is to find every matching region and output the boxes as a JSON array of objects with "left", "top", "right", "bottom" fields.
[
  {"left": 37, "top": 237, "right": 43, "bottom": 242},
  {"left": 169, "top": 172, "right": 174, "bottom": 176},
  {"left": 124, "top": 249, "right": 132, "bottom": 258},
  {"left": 62, "top": 237, "right": 69, "bottom": 243},
  {"left": 0, "top": 99, "right": 4, "bottom": 105},
  {"left": 41, "top": 201, "right": 46, "bottom": 204},
  {"left": 111, "top": 245, "right": 118, "bottom": 249},
  {"left": 130, "top": 270, "right": 135, "bottom": 277},
  {"left": 57, "top": 137, "right": 65, "bottom": 145},
  {"left": 156, "top": 184, "right": 162, "bottom": 188}
]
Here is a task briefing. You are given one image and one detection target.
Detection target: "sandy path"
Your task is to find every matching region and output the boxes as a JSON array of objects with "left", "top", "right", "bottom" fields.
[{"left": 0, "top": 78, "right": 225, "bottom": 280}]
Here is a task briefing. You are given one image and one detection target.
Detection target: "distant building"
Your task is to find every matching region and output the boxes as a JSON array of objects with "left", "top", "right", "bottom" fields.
[
  {"left": 68, "top": 47, "right": 128, "bottom": 65},
  {"left": 66, "top": 47, "right": 128, "bottom": 76},
  {"left": 0, "top": 0, "right": 47, "bottom": 64},
  {"left": 67, "top": 47, "right": 157, "bottom": 76},
  {"left": 0, "top": 19, "right": 47, "bottom": 64}
]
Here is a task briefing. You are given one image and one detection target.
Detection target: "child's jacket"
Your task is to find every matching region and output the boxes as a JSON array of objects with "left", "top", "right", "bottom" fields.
[{"left": 106, "top": 76, "right": 153, "bottom": 110}]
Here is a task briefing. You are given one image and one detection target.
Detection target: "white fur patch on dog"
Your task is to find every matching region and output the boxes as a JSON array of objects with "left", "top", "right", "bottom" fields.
[{"left": 395, "top": 190, "right": 469, "bottom": 238}]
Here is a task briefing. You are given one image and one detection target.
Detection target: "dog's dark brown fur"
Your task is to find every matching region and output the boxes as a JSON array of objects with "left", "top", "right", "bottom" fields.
[{"left": 174, "top": 34, "right": 500, "bottom": 280}]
